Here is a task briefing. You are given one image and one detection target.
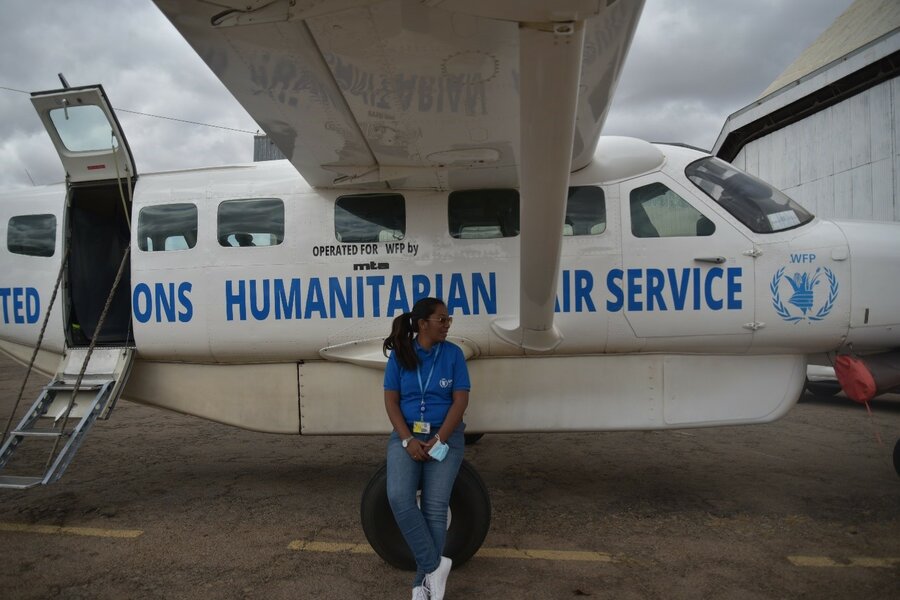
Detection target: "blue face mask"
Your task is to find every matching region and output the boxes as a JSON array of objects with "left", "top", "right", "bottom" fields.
[{"left": 428, "top": 440, "right": 449, "bottom": 462}]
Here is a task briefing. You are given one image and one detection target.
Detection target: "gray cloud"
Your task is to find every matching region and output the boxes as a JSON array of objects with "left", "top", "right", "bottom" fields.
[
  {"left": 0, "top": 0, "right": 854, "bottom": 189},
  {"left": 0, "top": 0, "right": 259, "bottom": 189},
  {"left": 604, "top": 0, "right": 854, "bottom": 148}
]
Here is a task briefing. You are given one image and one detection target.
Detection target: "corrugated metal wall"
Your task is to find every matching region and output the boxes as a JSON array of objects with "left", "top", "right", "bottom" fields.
[{"left": 731, "top": 77, "right": 899, "bottom": 222}]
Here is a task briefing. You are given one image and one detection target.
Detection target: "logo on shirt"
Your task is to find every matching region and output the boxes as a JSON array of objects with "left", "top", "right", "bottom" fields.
[{"left": 439, "top": 378, "right": 452, "bottom": 388}]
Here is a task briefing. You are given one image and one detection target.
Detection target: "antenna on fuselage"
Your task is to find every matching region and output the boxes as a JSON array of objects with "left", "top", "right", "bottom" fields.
[{"left": 57, "top": 73, "right": 70, "bottom": 89}]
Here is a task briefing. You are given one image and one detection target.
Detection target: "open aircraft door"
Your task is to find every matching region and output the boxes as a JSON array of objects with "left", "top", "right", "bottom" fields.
[
  {"left": 30, "top": 84, "right": 135, "bottom": 347},
  {"left": 30, "top": 85, "right": 136, "bottom": 185},
  {"left": 0, "top": 85, "right": 137, "bottom": 489}
]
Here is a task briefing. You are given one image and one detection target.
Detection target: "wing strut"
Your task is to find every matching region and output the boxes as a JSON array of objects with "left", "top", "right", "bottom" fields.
[{"left": 491, "top": 21, "right": 585, "bottom": 353}]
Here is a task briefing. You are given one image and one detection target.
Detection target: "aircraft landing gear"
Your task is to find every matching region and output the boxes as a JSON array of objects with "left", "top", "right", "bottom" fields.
[
  {"left": 804, "top": 377, "right": 841, "bottom": 398},
  {"left": 360, "top": 459, "right": 491, "bottom": 570},
  {"left": 893, "top": 438, "right": 899, "bottom": 477}
]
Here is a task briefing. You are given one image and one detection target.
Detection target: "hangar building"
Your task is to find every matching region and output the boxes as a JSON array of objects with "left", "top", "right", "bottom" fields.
[{"left": 712, "top": 0, "right": 900, "bottom": 222}]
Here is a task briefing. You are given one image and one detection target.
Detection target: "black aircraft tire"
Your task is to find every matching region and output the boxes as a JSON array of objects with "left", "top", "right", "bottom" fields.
[
  {"left": 464, "top": 433, "right": 485, "bottom": 445},
  {"left": 893, "top": 438, "right": 900, "bottom": 477},
  {"left": 805, "top": 379, "right": 841, "bottom": 398},
  {"left": 360, "top": 459, "right": 491, "bottom": 571}
]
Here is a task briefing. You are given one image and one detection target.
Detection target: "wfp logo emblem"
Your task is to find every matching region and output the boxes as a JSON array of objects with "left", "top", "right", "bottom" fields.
[
  {"left": 439, "top": 378, "right": 452, "bottom": 389},
  {"left": 770, "top": 267, "right": 838, "bottom": 323}
]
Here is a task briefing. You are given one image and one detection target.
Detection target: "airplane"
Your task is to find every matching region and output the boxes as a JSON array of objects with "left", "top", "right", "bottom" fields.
[{"left": 1, "top": 0, "right": 898, "bottom": 570}]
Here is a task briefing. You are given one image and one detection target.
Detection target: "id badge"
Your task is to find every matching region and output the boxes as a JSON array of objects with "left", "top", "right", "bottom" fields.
[{"left": 412, "top": 421, "right": 431, "bottom": 434}]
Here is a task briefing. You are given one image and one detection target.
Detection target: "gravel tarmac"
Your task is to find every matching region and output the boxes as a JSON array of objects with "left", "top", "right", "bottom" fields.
[{"left": 0, "top": 354, "right": 898, "bottom": 599}]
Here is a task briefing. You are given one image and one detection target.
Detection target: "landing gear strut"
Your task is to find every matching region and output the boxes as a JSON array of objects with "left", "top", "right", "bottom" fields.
[
  {"left": 893, "top": 438, "right": 899, "bottom": 477},
  {"left": 360, "top": 459, "right": 491, "bottom": 570}
]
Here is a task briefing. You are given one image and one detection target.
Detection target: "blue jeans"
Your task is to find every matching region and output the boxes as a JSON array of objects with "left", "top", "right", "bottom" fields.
[{"left": 386, "top": 424, "right": 465, "bottom": 587}]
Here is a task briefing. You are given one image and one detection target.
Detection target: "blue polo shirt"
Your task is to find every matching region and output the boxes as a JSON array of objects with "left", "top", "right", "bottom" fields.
[{"left": 384, "top": 339, "right": 471, "bottom": 427}]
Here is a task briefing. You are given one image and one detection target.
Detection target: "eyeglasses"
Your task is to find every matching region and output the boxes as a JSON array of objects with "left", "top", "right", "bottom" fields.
[{"left": 425, "top": 316, "right": 453, "bottom": 325}]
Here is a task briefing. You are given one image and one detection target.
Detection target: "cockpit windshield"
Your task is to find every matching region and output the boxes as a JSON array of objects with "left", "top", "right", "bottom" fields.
[{"left": 685, "top": 157, "right": 813, "bottom": 233}]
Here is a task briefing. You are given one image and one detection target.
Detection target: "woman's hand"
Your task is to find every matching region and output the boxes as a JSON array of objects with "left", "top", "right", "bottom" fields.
[
  {"left": 385, "top": 391, "right": 429, "bottom": 460},
  {"left": 406, "top": 438, "right": 431, "bottom": 461}
]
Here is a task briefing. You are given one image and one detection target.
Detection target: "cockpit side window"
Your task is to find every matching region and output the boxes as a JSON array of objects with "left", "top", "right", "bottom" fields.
[
  {"left": 217, "top": 198, "right": 284, "bottom": 247},
  {"left": 685, "top": 156, "right": 813, "bottom": 233},
  {"left": 565, "top": 186, "right": 606, "bottom": 236},
  {"left": 629, "top": 182, "right": 714, "bottom": 238},
  {"left": 335, "top": 194, "right": 405, "bottom": 243},
  {"left": 449, "top": 189, "right": 519, "bottom": 239},
  {"left": 7, "top": 214, "right": 56, "bottom": 257},
  {"left": 137, "top": 203, "right": 198, "bottom": 252}
]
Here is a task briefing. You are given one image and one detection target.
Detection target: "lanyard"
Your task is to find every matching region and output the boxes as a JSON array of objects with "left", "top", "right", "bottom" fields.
[{"left": 416, "top": 343, "right": 441, "bottom": 421}]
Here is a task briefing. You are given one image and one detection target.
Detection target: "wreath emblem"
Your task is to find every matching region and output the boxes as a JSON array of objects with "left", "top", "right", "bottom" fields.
[{"left": 770, "top": 266, "right": 838, "bottom": 323}]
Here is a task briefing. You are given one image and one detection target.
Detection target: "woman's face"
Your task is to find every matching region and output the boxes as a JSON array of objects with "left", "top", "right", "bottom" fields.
[{"left": 418, "top": 303, "right": 451, "bottom": 343}]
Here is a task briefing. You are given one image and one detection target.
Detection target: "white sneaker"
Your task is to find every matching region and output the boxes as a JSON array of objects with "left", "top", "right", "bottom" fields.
[
  {"left": 411, "top": 586, "right": 428, "bottom": 600},
  {"left": 423, "top": 556, "right": 452, "bottom": 600}
]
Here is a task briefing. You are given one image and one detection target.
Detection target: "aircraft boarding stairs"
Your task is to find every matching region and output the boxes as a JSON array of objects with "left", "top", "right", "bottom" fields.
[{"left": 0, "top": 346, "right": 134, "bottom": 490}]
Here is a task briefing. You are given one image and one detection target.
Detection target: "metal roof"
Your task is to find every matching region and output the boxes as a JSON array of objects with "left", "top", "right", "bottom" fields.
[{"left": 761, "top": 0, "right": 900, "bottom": 98}]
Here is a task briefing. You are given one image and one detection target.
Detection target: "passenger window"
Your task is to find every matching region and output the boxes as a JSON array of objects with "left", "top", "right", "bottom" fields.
[
  {"left": 217, "top": 198, "right": 284, "bottom": 247},
  {"left": 630, "top": 183, "right": 714, "bottom": 238},
  {"left": 565, "top": 186, "right": 605, "bottom": 236},
  {"left": 449, "top": 189, "right": 519, "bottom": 239},
  {"left": 7, "top": 214, "right": 56, "bottom": 257},
  {"left": 335, "top": 194, "right": 405, "bottom": 243},
  {"left": 137, "top": 203, "right": 198, "bottom": 252}
]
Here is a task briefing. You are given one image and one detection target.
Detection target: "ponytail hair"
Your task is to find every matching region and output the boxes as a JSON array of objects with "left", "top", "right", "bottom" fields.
[{"left": 383, "top": 297, "right": 445, "bottom": 371}]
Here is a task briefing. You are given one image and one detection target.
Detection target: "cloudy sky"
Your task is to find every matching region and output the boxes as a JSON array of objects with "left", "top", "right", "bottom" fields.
[{"left": 0, "top": 0, "right": 854, "bottom": 189}]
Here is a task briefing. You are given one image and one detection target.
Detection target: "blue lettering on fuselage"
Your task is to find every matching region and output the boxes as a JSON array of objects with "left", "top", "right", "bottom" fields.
[
  {"left": 555, "top": 270, "right": 598, "bottom": 313},
  {"left": 0, "top": 287, "right": 40, "bottom": 324},
  {"left": 224, "top": 272, "right": 497, "bottom": 321},
  {"left": 125, "top": 266, "right": 745, "bottom": 327},
  {"left": 605, "top": 267, "right": 743, "bottom": 312},
  {"left": 132, "top": 282, "right": 193, "bottom": 323}
]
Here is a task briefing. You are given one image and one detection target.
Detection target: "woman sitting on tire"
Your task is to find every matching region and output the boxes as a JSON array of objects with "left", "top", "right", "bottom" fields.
[{"left": 383, "top": 297, "right": 470, "bottom": 600}]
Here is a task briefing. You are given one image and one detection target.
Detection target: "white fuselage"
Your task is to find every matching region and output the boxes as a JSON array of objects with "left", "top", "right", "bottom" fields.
[{"left": 1, "top": 140, "right": 898, "bottom": 434}]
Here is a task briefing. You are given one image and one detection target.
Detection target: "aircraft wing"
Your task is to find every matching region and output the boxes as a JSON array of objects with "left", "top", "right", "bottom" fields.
[
  {"left": 152, "top": 0, "right": 645, "bottom": 352},
  {"left": 153, "top": 0, "right": 643, "bottom": 190}
]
